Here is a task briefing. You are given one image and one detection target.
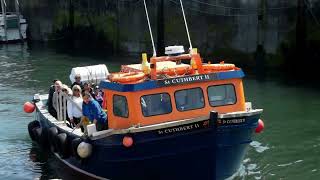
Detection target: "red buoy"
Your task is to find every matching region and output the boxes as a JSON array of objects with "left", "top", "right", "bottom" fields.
[
  {"left": 255, "top": 119, "right": 264, "bottom": 133},
  {"left": 24, "top": 102, "right": 35, "bottom": 113},
  {"left": 122, "top": 136, "right": 133, "bottom": 148}
]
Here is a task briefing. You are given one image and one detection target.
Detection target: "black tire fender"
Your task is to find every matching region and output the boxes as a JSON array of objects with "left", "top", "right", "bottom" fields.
[
  {"left": 28, "top": 120, "right": 40, "bottom": 141},
  {"left": 48, "top": 127, "right": 58, "bottom": 152},
  {"left": 56, "top": 133, "right": 70, "bottom": 159}
]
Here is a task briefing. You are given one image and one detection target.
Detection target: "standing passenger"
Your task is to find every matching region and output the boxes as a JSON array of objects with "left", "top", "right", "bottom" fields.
[
  {"left": 47, "top": 79, "right": 59, "bottom": 118},
  {"left": 52, "top": 80, "right": 62, "bottom": 114},
  {"left": 93, "top": 86, "right": 103, "bottom": 107},
  {"left": 83, "top": 82, "right": 95, "bottom": 98},
  {"left": 67, "top": 85, "right": 83, "bottom": 127},
  {"left": 71, "top": 74, "right": 84, "bottom": 90}
]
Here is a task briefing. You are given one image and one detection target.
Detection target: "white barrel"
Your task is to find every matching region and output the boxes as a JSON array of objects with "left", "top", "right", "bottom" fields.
[{"left": 69, "top": 64, "right": 109, "bottom": 84}]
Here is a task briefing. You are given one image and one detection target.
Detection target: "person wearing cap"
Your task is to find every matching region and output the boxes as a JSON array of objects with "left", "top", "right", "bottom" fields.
[
  {"left": 71, "top": 74, "right": 84, "bottom": 90},
  {"left": 47, "top": 79, "right": 59, "bottom": 118}
]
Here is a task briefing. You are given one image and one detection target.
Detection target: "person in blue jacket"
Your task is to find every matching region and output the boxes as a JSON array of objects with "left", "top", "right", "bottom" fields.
[{"left": 81, "top": 92, "right": 108, "bottom": 131}]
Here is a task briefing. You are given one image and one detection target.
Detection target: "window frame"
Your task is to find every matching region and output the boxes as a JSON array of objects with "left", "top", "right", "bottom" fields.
[
  {"left": 207, "top": 84, "right": 237, "bottom": 107},
  {"left": 113, "top": 94, "right": 129, "bottom": 118},
  {"left": 174, "top": 87, "right": 205, "bottom": 112},
  {"left": 140, "top": 92, "right": 173, "bottom": 117}
]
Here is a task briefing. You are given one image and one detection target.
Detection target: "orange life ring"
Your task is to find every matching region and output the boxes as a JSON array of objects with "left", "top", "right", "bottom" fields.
[
  {"left": 202, "top": 62, "right": 235, "bottom": 73},
  {"left": 158, "top": 66, "right": 193, "bottom": 76},
  {"left": 110, "top": 72, "right": 146, "bottom": 83}
]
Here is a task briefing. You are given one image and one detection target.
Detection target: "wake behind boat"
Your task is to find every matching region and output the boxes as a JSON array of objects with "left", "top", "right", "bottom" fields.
[{"left": 23, "top": 1, "right": 265, "bottom": 179}]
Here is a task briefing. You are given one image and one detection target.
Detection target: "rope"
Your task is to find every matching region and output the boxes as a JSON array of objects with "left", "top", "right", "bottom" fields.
[
  {"left": 143, "top": 0, "right": 157, "bottom": 57},
  {"left": 304, "top": 0, "right": 320, "bottom": 26}
]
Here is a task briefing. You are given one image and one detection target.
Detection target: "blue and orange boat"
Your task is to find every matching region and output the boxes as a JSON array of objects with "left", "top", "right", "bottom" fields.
[{"left": 24, "top": 1, "right": 264, "bottom": 179}]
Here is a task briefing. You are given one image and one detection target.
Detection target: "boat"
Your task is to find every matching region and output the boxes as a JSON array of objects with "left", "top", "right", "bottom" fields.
[
  {"left": 23, "top": 1, "right": 264, "bottom": 179},
  {"left": 0, "top": 0, "right": 27, "bottom": 42}
]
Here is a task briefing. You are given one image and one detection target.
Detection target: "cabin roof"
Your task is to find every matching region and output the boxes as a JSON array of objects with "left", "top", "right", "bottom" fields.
[{"left": 99, "top": 69, "right": 244, "bottom": 92}]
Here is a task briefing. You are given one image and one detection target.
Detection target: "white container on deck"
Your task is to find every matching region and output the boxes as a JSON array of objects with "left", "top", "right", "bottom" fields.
[
  {"left": 87, "top": 124, "right": 97, "bottom": 137},
  {"left": 69, "top": 64, "right": 109, "bottom": 84}
]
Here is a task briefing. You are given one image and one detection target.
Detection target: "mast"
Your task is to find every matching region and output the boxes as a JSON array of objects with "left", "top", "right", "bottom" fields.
[
  {"left": 179, "top": 0, "right": 193, "bottom": 52},
  {"left": 157, "top": 0, "right": 165, "bottom": 56},
  {"left": 143, "top": 0, "right": 157, "bottom": 57}
]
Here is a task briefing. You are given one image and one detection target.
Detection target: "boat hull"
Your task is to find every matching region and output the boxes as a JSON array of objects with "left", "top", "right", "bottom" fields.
[{"left": 35, "top": 105, "right": 261, "bottom": 180}]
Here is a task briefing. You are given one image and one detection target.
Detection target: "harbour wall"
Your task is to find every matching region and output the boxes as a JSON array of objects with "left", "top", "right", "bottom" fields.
[{"left": 14, "top": 0, "right": 300, "bottom": 58}]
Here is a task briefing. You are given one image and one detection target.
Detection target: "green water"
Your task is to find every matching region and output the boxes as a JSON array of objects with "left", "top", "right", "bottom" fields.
[{"left": 0, "top": 44, "right": 319, "bottom": 179}]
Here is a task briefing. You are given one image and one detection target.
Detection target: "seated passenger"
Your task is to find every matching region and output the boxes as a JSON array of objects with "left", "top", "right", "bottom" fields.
[
  {"left": 67, "top": 85, "right": 83, "bottom": 127},
  {"left": 80, "top": 92, "right": 108, "bottom": 131}
]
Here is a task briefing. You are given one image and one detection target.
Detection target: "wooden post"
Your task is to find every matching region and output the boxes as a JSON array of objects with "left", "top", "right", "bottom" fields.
[
  {"left": 15, "top": 0, "right": 23, "bottom": 41},
  {"left": 1, "top": 0, "right": 7, "bottom": 42}
]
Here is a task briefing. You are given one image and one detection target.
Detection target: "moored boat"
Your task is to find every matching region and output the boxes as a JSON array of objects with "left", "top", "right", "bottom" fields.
[
  {"left": 0, "top": 0, "right": 27, "bottom": 42},
  {"left": 24, "top": 1, "right": 264, "bottom": 179}
]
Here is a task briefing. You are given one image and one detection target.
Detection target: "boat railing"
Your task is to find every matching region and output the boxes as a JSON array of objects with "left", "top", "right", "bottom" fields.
[
  {"left": 54, "top": 92, "right": 68, "bottom": 124},
  {"left": 54, "top": 91, "right": 82, "bottom": 126}
]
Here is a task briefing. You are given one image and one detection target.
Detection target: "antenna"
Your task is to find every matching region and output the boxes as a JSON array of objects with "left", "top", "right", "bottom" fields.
[
  {"left": 179, "top": 0, "right": 193, "bottom": 52},
  {"left": 143, "top": 0, "right": 157, "bottom": 57}
]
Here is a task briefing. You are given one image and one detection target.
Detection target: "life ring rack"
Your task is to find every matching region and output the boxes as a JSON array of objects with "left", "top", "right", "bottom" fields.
[{"left": 110, "top": 72, "right": 146, "bottom": 83}]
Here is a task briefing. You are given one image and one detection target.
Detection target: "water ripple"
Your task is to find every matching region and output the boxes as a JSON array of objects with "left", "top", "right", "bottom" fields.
[{"left": 250, "top": 141, "right": 270, "bottom": 153}]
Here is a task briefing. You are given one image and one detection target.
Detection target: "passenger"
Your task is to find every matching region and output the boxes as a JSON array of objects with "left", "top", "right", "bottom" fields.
[
  {"left": 52, "top": 80, "right": 63, "bottom": 114},
  {"left": 159, "top": 94, "right": 172, "bottom": 113},
  {"left": 79, "top": 92, "right": 108, "bottom": 131},
  {"left": 47, "top": 79, "right": 59, "bottom": 118},
  {"left": 67, "top": 85, "right": 83, "bottom": 128},
  {"left": 61, "top": 84, "right": 72, "bottom": 96},
  {"left": 71, "top": 74, "right": 84, "bottom": 90},
  {"left": 53, "top": 82, "right": 71, "bottom": 121},
  {"left": 83, "top": 82, "right": 95, "bottom": 98},
  {"left": 93, "top": 86, "right": 103, "bottom": 107}
]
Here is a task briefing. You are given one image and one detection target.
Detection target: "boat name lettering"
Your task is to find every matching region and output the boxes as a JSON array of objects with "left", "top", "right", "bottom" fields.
[
  {"left": 158, "top": 74, "right": 217, "bottom": 86},
  {"left": 217, "top": 118, "right": 246, "bottom": 125},
  {"left": 158, "top": 120, "right": 210, "bottom": 135}
]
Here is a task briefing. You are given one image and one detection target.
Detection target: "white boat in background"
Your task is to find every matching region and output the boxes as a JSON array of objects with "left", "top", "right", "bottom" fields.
[{"left": 0, "top": 0, "right": 27, "bottom": 42}]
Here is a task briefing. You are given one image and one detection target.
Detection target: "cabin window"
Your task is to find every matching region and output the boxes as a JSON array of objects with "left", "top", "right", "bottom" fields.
[
  {"left": 141, "top": 93, "right": 172, "bottom": 117},
  {"left": 207, "top": 84, "right": 236, "bottom": 107},
  {"left": 175, "top": 88, "right": 205, "bottom": 111},
  {"left": 113, "top": 95, "right": 129, "bottom": 118}
]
